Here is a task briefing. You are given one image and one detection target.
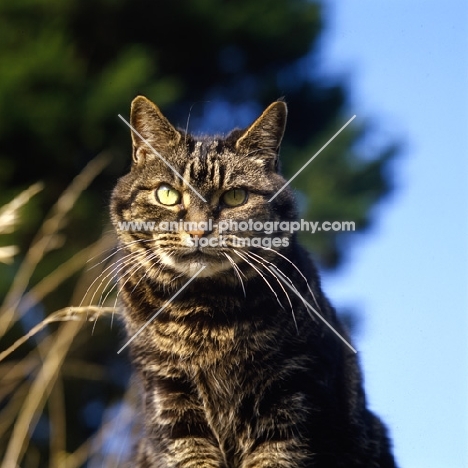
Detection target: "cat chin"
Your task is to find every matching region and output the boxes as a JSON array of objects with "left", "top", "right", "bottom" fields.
[{"left": 160, "top": 252, "right": 231, "bottom": 278}]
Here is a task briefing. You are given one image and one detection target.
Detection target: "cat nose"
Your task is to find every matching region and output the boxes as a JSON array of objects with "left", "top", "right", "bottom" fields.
[{"left": 187, "top": 229, "right": 206, "bottom": 239}]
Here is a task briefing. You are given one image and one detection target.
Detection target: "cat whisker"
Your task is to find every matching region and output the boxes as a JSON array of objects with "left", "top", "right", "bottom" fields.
[
  {"left": 80, "top": 249, "right": 148, "bottom": 311},
  {"left": 108, "top": 251, "right": 160, "bottom": 329},
  {"left": 233, "top": 249, "right": 284, "bottom": 310},
  {"left": 267, "top": 263, "right": 325, "bottom": 329},
  {"left": 86, "top": 238, "right": 154, "bottom": 271},
  {"left": 98, "top": 256, "right": 149, "bottom": 329},
  {"left": 267, "top": 263, "right": 354, "bottom": 352},
  {"left": 98, "top": 259, "right": 139, "bottom": 306},
  {"left": 98, "top": 249, "right": 163, "bottom": 330},
  {"left": 81, "top": 240, "right": 152, "bottom": 304},
  {"left": 108, "top": 249, "right": 168, "bottom": 327},
  {"left": 106, "top": 250, "right": 152, "bottom": 298},
  {"left": 89, "top": 258, "right": 139, "bottom": 333},
  {"left": 261, "top": 253, "right": 325, "bottom": 325},
  {"left": 93, "top": 251, "right": 148, "bottom": 306},
  {"left": 184, "top": 101, "right": 211, "bottom": 145},
  {"left": 255, "top": 245, "right": 321, "bottom": 311},
  {"left": 223, "top": 252, "right": 246, "bottom": 298},
  {"left": 269, "top": 263, "right": 312, "bottom": 329},
  {"left": 92, "top": 258, "right": 144, "bottom": 328},
  {"left": 184, "top": 103, "right": 196, "bottom": 145},
  {"left": 244, "top": 250, "right": 298, "bottom": 332}
]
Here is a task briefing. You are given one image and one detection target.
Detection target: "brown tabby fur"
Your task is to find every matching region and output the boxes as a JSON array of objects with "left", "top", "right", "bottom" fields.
[{"left": 110, "top": 96, "right": 398, "bottom": 467}]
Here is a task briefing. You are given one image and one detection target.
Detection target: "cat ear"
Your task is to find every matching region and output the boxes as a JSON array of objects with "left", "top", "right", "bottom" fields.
[
  {"left": 130, "top": 96, "right": 181, "bottom": 164},
  {"left": 235, "top": 101, "right": 287, "bottom": 169}
]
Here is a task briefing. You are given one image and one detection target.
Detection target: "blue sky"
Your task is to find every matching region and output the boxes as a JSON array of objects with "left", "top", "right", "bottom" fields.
[{"left": 317, "top": 2, "right": 468, "bottom": 467}]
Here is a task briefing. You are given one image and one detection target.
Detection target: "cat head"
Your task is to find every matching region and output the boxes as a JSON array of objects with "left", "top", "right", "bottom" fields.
[{"left": 110, "top": 96, "right": 297, "bottom": 279}]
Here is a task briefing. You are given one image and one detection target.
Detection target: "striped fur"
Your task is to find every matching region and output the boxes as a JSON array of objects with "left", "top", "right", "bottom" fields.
[{"left": 110, "top": 96, "right": 398, "bottom": 467}]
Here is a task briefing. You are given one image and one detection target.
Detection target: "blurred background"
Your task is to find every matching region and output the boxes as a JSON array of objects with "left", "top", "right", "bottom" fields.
[{"left": 0, "top": 0, "right": 466, "bottom": 467}]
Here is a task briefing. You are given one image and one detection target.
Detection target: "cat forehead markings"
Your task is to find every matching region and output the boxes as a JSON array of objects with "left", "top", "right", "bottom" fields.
[{"left": 180, "top": 140, "right": 224, "bottom": 190}]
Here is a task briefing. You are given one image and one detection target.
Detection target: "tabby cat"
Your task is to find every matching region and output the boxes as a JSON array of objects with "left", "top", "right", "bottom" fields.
[{"left": 110, "top": 96, "right": 398, "bottom": 467}]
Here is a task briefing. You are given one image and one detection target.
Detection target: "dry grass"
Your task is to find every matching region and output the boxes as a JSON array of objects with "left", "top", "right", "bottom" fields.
[{"left": 0, "top": 153, "right": 133, "bottom": 467}]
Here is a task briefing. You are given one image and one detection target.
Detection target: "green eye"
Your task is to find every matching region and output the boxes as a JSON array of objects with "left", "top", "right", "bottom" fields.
[
  {"left": 156, "top": 184, "right": 181, "bottom": 206},
  {"left": 222, "top": 188, "right": 248, "bottom": 207}
]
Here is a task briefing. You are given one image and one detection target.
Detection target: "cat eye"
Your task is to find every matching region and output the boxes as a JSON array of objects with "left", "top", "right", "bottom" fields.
[
  {"left": 222, "top": 188, "right": 248, "bottom": 207},
  {"left": 155, "top": 184, "right": 181, "bottom": 206}
]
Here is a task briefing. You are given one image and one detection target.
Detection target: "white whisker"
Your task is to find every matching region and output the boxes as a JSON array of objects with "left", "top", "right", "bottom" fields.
[
  {"left": 245, "top": 250, "right": 297, "bottom": 332},
  {"left": 223, "top": 252, "right": 246, "bottom": 298},
  {"left": 256, "top": 245, "right": 321, "bottom": 311},
  {"left": 80, "top": 248, "right": 147, "bottom": 310},
  {"left": 86, "top": 238, "right": 154, "bottom": 271},
  {"left": 233, "top": 249, "right": 284, "bottom": 309}
]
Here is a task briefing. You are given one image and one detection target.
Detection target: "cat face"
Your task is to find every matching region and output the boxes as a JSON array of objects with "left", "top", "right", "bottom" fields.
[{"left": 110, "top": 96, "right": 296, "bottom": 279}]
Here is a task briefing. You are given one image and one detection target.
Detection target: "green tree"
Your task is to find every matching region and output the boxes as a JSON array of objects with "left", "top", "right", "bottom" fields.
[{"left": 0, "top": 0, "right": 398, "bottom": 465}]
